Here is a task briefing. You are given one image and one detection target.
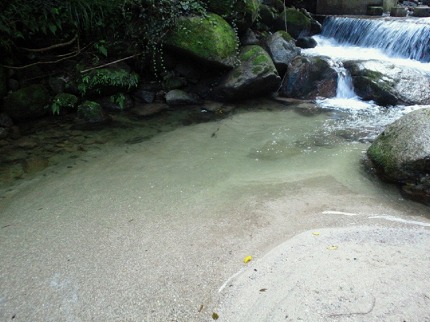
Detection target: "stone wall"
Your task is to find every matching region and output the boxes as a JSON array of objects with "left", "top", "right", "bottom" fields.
[{"left": 317, "top": 0, "right": 396, "bottom": 15}]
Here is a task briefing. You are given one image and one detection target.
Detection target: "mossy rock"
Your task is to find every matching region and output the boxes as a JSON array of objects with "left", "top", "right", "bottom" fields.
[
  {"left": 3, "top": 84, "right": 50, "bottom": 120},
  {"left": 77, "top": 67, "right": 139, "bottom": 97},
  {"left": 165, "top": 13, "right": 239, "bottom": 69},
  {"left": 284, "top": 8, "right": 311, "bottom": 39},
  {"left": 215, "top": 45, "right": 280, "bottom": 100},
  {"left": 77, "top": 100, "right": 110, "bottom": 124}
]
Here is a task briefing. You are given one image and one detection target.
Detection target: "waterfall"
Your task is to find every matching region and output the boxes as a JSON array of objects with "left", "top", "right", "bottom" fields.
[
  {"left": 321, "top": 17, "right": 430, "bottom": 62},
  {"left": 336, "top": 69, "right": 356, "bottom": 99}
]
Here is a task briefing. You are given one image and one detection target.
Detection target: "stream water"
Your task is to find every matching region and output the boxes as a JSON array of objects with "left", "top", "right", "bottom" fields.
[{"left": 1, "top": 16, "right": 430, "bottom": 322}]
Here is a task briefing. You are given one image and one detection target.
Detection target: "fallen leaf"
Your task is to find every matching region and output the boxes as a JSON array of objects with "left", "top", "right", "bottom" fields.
[
  {"left": 259, "top": 288, "right": 267, "bottom": 292},
  {"left": 243, "top": 255, "right": 253, "bottom": 264},
  {"left": 312, "top": 232, "right": 320, "bottom": 236},
  {"left": 212, "top": 312, "right": 219, "bottom": 320},
  {"left": 327, "top": 245, "right": 338, "bottom": 250}
]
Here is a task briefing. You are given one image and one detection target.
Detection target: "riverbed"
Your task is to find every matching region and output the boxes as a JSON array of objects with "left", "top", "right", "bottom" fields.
[{"left": 0, "top": 99, "right": 429, "bottom": 321}]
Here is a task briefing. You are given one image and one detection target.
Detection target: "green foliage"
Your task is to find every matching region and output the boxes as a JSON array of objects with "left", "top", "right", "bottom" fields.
[
  {"left": 0, "top": 0, "right": 116, "bottom": 57},
  {"left": 51, "top": 93, "right": 78, "bottom": 115},
  {"left": 77, "top": 68, "right": 139, "bottom": 96},
  {"left": 109, "top": 93, "right": 127, "bottom": 110}
]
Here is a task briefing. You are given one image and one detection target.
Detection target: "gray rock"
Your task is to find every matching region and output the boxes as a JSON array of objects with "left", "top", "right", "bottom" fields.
[
  {"left": 214, "top": 45, "right": 281, "bottom": 101},
  {"left": 367, "top": 108, "right": 430, "bottom": 205},
  {"left": 165, "top": 90, "right": 200, "bottom": 106},
  {"left": 240, "top": 29, "right": 259, "bottom": 46},
  {"left": 265, "top": 31, "right": 301, "bottom": 74},
  {"left": 278, "top": 56, "right": 338, "bottom": 100},
  {"left": 344, "top": 60, "right": 430, "bottom": 106}
]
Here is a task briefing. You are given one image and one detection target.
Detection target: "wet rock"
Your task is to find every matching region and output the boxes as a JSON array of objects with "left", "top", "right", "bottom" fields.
[
  {"left": 344, "top": 60, "right": 430, "bottom": 106},
  {"left": 264, "top": 31, "right": 301, "bottom": 74},
  {"left": 133, "top": 89, "right": 156, "bottom": 104},
  {"left": 295, "top": 37, "right": 317, "bottom": 49},
  {"left": 131, "top": 103, "right": 168, "bottom": 117},
  {"left": 278, "top": 55, "right": 337, "bottom": 100},
  {"left": 214, "top": 45, "right": 281, "bottom": 101},
  {"left": 165, "top": 90, "right": 200, "bottom": 106},
  {"left": 3, "top": 84, "right": 50, "bottom": 120},
  {"left": 367, "top": 108, "right": 430, "bottom": 205}
]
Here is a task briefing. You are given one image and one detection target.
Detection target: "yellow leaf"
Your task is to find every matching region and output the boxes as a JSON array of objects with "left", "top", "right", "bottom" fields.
[
  {"left": 312, "top": 232, "right": 320, "bottom": 236},
  {"left": 243, "top": 255, "right": 253, "bottom": 263},
  {"left": 327, "top": 245, "right": 338, "bottom": 250}
]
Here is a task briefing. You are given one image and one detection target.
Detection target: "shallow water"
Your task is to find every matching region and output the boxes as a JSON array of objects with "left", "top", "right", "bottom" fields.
[{"left": 0, "top": 100, "right": 429, "bottom": 321}]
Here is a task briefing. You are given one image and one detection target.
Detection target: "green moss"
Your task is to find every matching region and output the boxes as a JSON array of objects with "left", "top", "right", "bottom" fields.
[
  {"left": 166, "top": 13, "right": 238, "bottom": 67},
  {"left": 278, "top": 30, "right": 294, "bottom": 42},
  {"left": 367, "top": 132, "right": 397, "bottom": 174},
  {"left": 285, "top": 8, "right": 310, "bottom": 27},
  {"left": 253, "top": 55, "right": 268, "bottom": 66},
  {"left": 241, "top": 46, "right": 260, "bottom": 61}
]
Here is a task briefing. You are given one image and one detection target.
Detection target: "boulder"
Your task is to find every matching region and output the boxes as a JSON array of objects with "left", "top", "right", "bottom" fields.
[
  {"left": 3, "top": 84, "right": 50, "bottom": 120},
  {"left": 165, "top": 89, "right": 200, "bottom": 106},
  {"left": 214, "top": 45, "right": 281, "bottom": 100},
  {"left": 367, "top": 108, "right": 430, "bottom": 205},
  {"left": 344, "top": 60, "right": 430, "bottom": 106},
  {"left": 264, "top": 31, "right": 301, "bottom": 74},
  {"left": 278, "top": 56, "right": 337, "bottom": 99},
  {"left": 165, "top": 13, "right": 239, "bottom": 69},
  {"left": 284, "top": 8, "right": 312, "bottom": 38}
]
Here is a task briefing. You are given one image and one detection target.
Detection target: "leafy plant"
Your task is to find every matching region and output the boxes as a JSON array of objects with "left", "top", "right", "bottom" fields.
[{"left": 50, "top": 92, "right": 78, "bottom": 115}]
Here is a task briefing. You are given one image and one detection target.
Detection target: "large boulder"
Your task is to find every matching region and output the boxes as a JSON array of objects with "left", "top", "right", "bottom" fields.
[
  {"left": 284, "top": 8, "right": 312, "bottom": 38},
  {"left": 367, "top": 108, "right": 430, "bottom": 205},
  {"left": 278, "top": 56, "right": 337, "bottom": 99},
  {"left": 3, "top": 84, "right": 50, "bottom": 120},
  {"left": 214, "top": 45, "right": 281, "bottom": 100},
  {"left": 77, "top": 101, "right": 111, "bottom": 124},
  {"left": 264, "top": 31, "right": 301, "bottom": 74},
  {"left": 165, "top": 13, "right": 239, "bottom": 69},
  {"left": 344, "top": 60, "right": 430, "bottom": 106}
]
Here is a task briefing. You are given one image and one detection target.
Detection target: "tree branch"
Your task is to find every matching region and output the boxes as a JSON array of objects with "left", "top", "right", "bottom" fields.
[
  {"left": 19, "top": 34, "right": 78, "bottom": 53},
  {"left": 80, "top": 53, "right": 143, "bottom": 73}
]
